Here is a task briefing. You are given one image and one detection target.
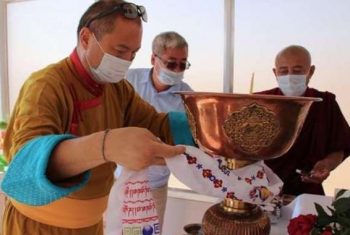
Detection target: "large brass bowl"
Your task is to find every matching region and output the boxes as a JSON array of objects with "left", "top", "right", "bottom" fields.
[
  {"left": 177, "top": 91, "right": 322, "bottom": 162},
  {"left": 177, "top": 91, "right": 322, "bottom": 235}
]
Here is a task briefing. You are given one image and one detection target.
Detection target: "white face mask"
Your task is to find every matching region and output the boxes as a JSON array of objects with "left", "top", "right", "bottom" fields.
[
  {"left": 89, "top": 34, "right": 132, "bottom": 83},
  {"left": 157, "top": 67, "right": 184, "bottom": 86},
  {"left": 277, "top": 74, "right": 307, "bottom": 96}
]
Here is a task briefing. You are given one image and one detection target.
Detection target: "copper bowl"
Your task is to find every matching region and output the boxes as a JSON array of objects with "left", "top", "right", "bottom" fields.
[{"left": 176, "top": 92, "right": 321, "bottom": 162}]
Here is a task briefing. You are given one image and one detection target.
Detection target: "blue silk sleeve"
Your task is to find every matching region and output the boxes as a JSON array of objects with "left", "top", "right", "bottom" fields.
[
  {"left": 168, "top": 111, "right": 195, "bottom": 146},
  {"left": 1, "top": 134, "right": 90, "bottom": 206}
]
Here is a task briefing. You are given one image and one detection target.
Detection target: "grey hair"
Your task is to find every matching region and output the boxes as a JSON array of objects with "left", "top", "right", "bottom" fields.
[
  {"left": 275, "top": 45, "right": 312, "bottom": 66},
  {"left": 152, "top": 31, "right": 188, "bottom": 56}
]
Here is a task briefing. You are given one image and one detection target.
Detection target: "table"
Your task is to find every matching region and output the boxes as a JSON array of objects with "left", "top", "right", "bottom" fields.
[{"left": 163, "top": 188, "right": 333, "bottom": 235}]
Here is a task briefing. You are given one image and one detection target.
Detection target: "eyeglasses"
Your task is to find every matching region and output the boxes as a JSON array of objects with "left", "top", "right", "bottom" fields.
[
  {"left": 85, "top": 3, "right": 147, "bottom": 28},
  {"left": 155, "top": 54, "right": 191, "bottom": 71}
]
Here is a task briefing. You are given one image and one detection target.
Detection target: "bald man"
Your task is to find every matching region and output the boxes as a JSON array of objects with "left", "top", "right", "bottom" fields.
[{"left": 256, "top": 45, "right": 350, "bottom": 196}]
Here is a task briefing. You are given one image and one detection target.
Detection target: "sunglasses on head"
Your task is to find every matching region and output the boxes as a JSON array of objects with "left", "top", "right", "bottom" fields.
[
  {"left": 85, "top": 2, "right": 147, "bottom": 28},
  {"left": 155, "top": 54, "right": 191, "bottom": 71}
]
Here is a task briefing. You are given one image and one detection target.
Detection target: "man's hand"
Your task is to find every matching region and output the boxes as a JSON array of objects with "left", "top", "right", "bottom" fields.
[
  {"left": 300, "top": 161, "right": 330, "bottom": 184},
  {"left": 301, "top": 151, "right": 344, "bottom": 184},
  {"left": 105, "top": 127, "right": 185, "bottom": 170}
]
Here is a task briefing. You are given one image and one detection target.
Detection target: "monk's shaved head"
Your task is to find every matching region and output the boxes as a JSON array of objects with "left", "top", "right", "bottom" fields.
[
  {"left": 275, "top": 45, "right": 312, "bottom": 67},
  {"left": 273, "top": 45, "right": 315, "bottom": 89}
]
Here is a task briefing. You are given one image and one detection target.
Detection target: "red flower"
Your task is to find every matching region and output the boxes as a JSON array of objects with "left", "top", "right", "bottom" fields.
[
  {"left": 320, "top": 226, "right": 333, "bottom": 235},
  {"left": 287, "top": 214, "right": 317, "bottom": 235}
]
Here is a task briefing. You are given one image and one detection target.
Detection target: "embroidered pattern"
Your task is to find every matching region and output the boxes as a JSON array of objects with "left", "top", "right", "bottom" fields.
[{"left": 184, "top": 152, "right": 273, "bottom": 202}]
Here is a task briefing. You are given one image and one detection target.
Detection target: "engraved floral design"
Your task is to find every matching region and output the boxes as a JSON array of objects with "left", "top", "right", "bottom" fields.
[{"left": 223, "top": 103, "right": 280, "bottom": 153}]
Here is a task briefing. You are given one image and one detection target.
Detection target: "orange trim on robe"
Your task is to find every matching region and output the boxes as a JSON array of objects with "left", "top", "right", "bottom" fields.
[{"left": 11, "top": 195, "right": 108, "bottom": 229}]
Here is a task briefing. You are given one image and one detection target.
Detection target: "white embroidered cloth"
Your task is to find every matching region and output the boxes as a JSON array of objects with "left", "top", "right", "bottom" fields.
[
  {"left": 167, "top": 145, "right": 283, "bottom": 204},
  {"left": 104, "top": 145, "right": 283, "bottom": 235}
]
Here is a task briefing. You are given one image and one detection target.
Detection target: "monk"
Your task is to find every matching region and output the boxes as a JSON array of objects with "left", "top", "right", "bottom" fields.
[
  {"left": 0, "top": 1, "right": 193, "bottom": 234},
  {"left": 256, "top": 45, "right": 350, "bottom": 196}
]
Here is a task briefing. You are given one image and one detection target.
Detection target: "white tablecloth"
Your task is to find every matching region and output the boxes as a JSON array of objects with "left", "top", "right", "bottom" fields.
[{"left": 162, "top": 188, "right": 333, "bottom": 235}]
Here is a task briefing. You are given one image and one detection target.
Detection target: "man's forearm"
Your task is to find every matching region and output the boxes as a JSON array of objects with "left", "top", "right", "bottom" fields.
[{"left": 47, "top": 131, "right": 106, "bottom": 181}]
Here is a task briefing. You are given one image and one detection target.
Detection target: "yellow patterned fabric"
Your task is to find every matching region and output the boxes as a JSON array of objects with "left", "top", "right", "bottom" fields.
[{"left": 2, "top": 54, "right": 172, "bottom": 235}]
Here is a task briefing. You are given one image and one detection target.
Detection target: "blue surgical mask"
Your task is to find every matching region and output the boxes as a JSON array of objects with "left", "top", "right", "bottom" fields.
[
  {"left": 157, "top": 67, "right": 184, "bottom": 86},
  {"left": 89, "top": 34, "right": 132, "bottom": 83},
  {"left": 277, "top": 74, "right": 307, "bottom": 96}
]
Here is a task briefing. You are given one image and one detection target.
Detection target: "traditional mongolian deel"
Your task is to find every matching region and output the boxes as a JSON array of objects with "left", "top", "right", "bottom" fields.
[{"left": 0, "top": 49, "right": 175, "bottom": 235}]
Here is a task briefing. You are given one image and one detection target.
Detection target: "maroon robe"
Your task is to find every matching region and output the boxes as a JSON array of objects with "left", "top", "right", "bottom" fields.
[{"left": 256, "top": 87, "right": 350, "bottom": 195}]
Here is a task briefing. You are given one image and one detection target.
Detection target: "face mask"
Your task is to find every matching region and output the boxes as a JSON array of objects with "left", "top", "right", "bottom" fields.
[
  {"left": 89, "top": 34, "right": 132, "bottom": 83},
  {"left": 157, "top": 67, "right": 184, "bottom": 86},
  {"left": 277, "top": 74, "right": 307, "bottom": 96}
]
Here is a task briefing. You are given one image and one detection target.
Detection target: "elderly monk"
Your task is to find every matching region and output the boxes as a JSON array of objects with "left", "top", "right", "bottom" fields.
[
  {"left": 0, "top": 1, "right": 193, "bottom": 234},
  {"left": 256, "top": 45, "right": 350, "bottom": 196}
]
